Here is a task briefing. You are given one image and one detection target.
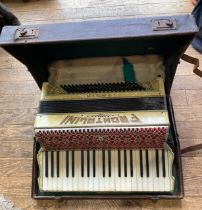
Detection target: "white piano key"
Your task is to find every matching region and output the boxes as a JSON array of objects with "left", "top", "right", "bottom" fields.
[
  {"left": 57, "top": 151, "right": 63, "bottom": 191},
  {"left": 52, "top": 151, "right": 57, "bottom": 191},
  {"left": 74, "top": 151, "right": 80, "bottom": 190},
  {"left": 72, "top": 151, "right": 81, "bottom": 191},
  {"left": 79, "top": 151, "right": 83, "bottom": 191},
  {"left": 148, "top": 150, "right": 154, "bottom": 191},
  {"left": 82, "top": 150, "right": 88, "bottom": 191},
  {"left": 96, "top": 150, "right": 101, "bottom": 191},
  {"left": 42, "top": 151, "right": 48, "bottom": 191},
  {"left": 104, "top": 150, "right": 109, "bottom": 191},
  {"left": 131, "top": 150, "right": 137, "bottom": 191},
  {"left": 88, "top": 151, "right": 94, "bottom": 191},
  {"left": 80, "top": 151, "right": 84, "bottom": 191},
  {"left": 94, "top": 150, "right": 99, "bottom": 191},
  {"left": 120, "top": 150, "right": 125, "bottom": 191},
  {"left": 153, "top": 149, "right": 160, "bottom": 191},
  {"left": 62, "top": 151, "right": 68, "bottom": 191},
  {"left": 114, "top": 150, "right": 120, "bottom": 191},
  {"left": 164, "top": 149, "right": 170, "bottom": 191},
  {"left": 110, "top": 150, "right": 115, "bottom": 191},
  {"left": 153, "top": 150, "right": 159, "bottom": 191},
  {"left": 69, "top": 150, "right": 73, "bottom": 191},
  {"left": 158, "top": 149, "right": 164, "bottom": 191},
  {"left": 107, "top": 150, "right": 112, "bottom": 190},
  {"left": 98, "top": 150, "right": 105, "bottom": 191},
  {"left": 47, "top": 151, "right": 53, "bottom": 191},
  {"left": 99, "top": 150, "right": 105, "bottom": 192},
  {"left": 135, "top": 150, "right": 142, "bottom": 191},
  {"left": 142, "top": 150, "right": 147, "bottom": 191},
  {"left": 125, "top": 150, "right": 131, "bottom": 191}
]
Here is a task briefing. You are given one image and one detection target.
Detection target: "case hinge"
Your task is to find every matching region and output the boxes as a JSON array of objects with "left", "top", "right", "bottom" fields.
[
  {"left": 14, "top": 27, "right": 39, "bottom": 41},
  {"left": 152, "top": 19, "right": 177, "bottom": 31}
]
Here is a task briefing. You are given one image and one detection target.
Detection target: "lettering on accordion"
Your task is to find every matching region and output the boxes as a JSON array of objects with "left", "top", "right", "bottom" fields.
[
  {"left": 59, "top": 113, "right": 141, "bottom": 126},
  {"left": 35, "top": 111, "right": 169, "bottom": 150}
]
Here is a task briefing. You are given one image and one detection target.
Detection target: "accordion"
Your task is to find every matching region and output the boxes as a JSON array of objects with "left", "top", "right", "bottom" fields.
[{"left": 0, "top": 14, "right": 198, "bottom": 200}]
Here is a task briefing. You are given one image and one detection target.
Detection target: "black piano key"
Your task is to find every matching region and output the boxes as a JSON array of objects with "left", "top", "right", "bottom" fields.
[
  {"left": 57, "top": 151, "right": 59, "bottom": 177},
  {"left": 45, "top": 151, "right": 48, "bottom": 177},
  {"left": 87, "top": 150, "right": 90, "bottom": 177},
  {"left": 66, "top": 151, "right": 69, "bottom": 177},
  {"left": 72, "top": 151, "right": 75, "bottom": 177},
  {"left": 156, "top": 150, "right": 159, "bottom": 177},
  {"left": 108, "top": 150, "right": 111, "bottom": 177},
  {"left": 140, "top": 150, "right": 143, "bottom": 177},
  {"left": 146, "top": 150, "right": 149, "bottom": 177},
  {"left": 51, "top": 151, "right": 54, "bottom": 177},
  {"left": 124, "top": 150, "right": 127, "bottom": 177},
  {"left": 93, "top": 150, "right": 96, "bottom": 177},
  {"left": 118, "top": 150, "right": 121, "bottom": 177},
  {"left": 162, "top": 149, "right": 166, "bottom": 177},
  {"left": 102, "top": 150, "right": 105, "bottom": 177},
  {"left": 81, "top": 150, "right": 84, "bottom": 177},
  {"left": 130, "top": 150, "right": 133, "bottom": 177}
]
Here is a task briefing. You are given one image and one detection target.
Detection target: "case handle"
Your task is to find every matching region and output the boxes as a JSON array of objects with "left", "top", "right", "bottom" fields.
[
  {"left": 181, "top": 54, "right": 202, "bottom": 77},
  {"left": 181, "top": 143, "right": 202, "bottom": 154}
]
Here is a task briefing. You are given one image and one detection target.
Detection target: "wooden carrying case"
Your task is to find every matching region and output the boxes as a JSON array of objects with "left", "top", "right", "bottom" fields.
[{"left": 0, "top": 14, "right": 198, "bottom": 200}]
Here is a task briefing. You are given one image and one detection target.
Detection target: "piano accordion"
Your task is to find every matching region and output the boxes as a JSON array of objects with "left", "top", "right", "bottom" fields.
[{"left": 0, "top": 14, "right": 198, "bottom": 200}]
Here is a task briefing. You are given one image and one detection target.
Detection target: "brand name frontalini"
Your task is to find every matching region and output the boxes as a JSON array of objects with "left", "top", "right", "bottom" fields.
[{"left": 60, "top": 114, "right": 141, "bottom": 125}]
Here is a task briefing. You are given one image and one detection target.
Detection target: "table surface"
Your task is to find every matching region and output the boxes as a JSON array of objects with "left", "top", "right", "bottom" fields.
[{"left": 0, "top": 0, "right": 201, "bottom": 209}]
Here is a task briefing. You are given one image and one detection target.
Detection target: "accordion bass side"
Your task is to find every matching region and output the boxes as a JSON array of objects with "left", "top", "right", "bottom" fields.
[{"left": 0, "top": 14, "right": 198, "bottom": 199}]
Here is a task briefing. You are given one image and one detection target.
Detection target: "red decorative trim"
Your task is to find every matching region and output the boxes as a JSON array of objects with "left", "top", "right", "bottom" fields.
[{"left": 35, "top": 127, "right": 168, "bottom": 150}]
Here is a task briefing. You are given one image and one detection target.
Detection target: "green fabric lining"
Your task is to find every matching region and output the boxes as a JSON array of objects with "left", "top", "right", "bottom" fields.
[{"left": 123, "top": 58, "right": 136, "bottom": 82}]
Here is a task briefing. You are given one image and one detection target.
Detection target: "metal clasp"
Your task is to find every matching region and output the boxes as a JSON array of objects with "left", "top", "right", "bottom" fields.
[
  {"left": 152, "top": 19, "right": 177, "bottom": 31},
  {"left": 14, "top": 27, "right": 39, "bottom": 40}
]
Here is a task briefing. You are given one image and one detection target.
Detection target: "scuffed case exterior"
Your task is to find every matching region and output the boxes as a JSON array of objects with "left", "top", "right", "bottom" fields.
[{"left": 32, "top": 97, "right": 184, "bottom": 199}]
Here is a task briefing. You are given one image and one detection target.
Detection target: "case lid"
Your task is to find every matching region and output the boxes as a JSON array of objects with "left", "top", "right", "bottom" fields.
[{"left": 0, "top": 14, "right": 198, "bottom": 94}]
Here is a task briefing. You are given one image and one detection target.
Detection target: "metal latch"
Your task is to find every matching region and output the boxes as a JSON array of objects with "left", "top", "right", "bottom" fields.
[
  {"left": 14, "top": 27, "right": 39, "bottom": 40},
  {"left": 152, "top": 19, "right": 177, "bottom": 31}
]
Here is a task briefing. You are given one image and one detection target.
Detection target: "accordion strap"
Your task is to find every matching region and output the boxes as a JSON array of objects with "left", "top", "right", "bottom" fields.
[
  {"left": 181, "top": 143, "right": 202, "bottom": 154},
  {"left": 181, "top": 54, "right": 202, "bottom": 77},
  {"left": 180, "top": 55, "right": 202, "bottom": 154}
]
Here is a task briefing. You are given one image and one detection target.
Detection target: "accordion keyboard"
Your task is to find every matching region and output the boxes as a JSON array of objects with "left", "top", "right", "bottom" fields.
[{"left": 37, "top": 147, "right": 174, "bottom": 192}]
